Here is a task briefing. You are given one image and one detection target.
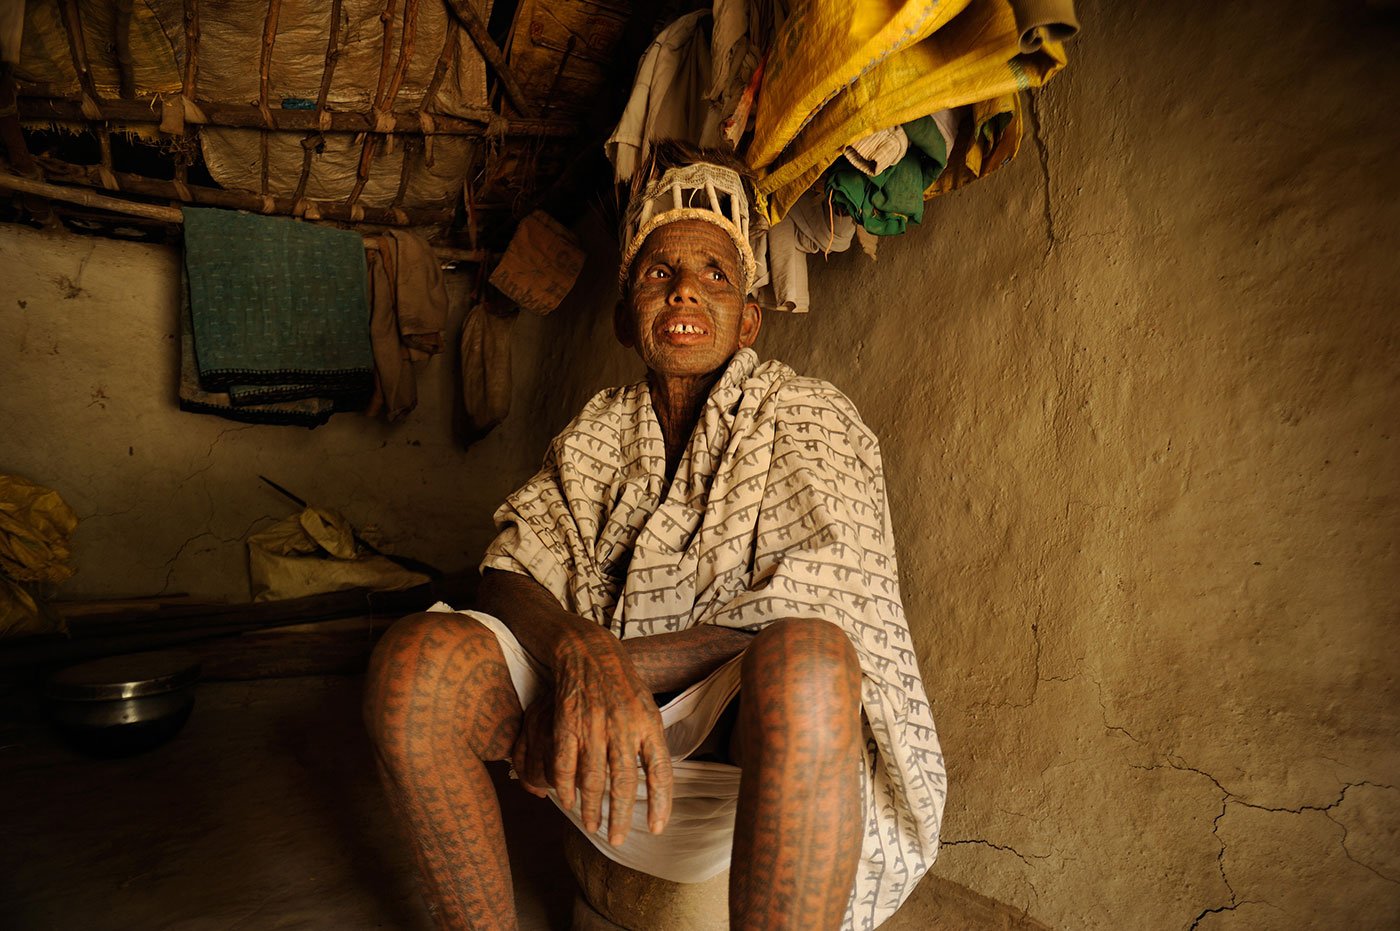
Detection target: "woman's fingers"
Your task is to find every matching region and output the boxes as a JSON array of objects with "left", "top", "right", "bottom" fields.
[
  {"left": 517, "top": 703, "right": 552, "bottom": 797},
  {"left": 606, "top": 739, "right": 640, "bottom": 846},
  {"left": 552, "top": 728, "right": 580, "bottom": 809},
  {"left": 577, "top": 713, "right": 610, "bottom": 833},
  {"left": 642, "top": 731, "right": 674, "bottom": 834}
]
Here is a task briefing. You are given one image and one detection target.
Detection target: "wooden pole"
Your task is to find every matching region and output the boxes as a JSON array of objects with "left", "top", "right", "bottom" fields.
[
  {"left": 32, "top": 158, "right": 460, "bottom": 226},
  {"left": 383, "top": 0, "right": 420, "bottom": 106},
  {"left": 416, "top": 18, "right": 458, "bottom": 169},
  {"left": 181, "top": 0, "right": 200, "bottom": 99},
  {"left": 0, "top": 172, "right": 184, "bottom": 222},
  {"left": 114, "top": 0, "right": 137, "bottom": 99},
  {"left": 389, "top": 136, "right": 416, "bottom": 214},
  {"left": 445, "top": 0, "right": 538, "bottom": 118},
  {"left": 59, "top": 0, "right": 102, "bottom": 119},
  {"left": 258, "top": 0, "right": 284, "bottom": 198},
  {"left": 0, "top": 172, "right": 496, "bottom": 258},
  {"left": 176, "top": 0, "right": 201, "bottom": 192},
  {"left": 292, "top": 0, "right": 344, "bottom": 207},
  {"left": 0, "top": 64, "right": 38, "bottom": 177},
  {"left": 346, "top": 0, "right": 408, "bottom": 213},
  {"left": 18, "top": 95, "right": 575, "bottom": 137}
]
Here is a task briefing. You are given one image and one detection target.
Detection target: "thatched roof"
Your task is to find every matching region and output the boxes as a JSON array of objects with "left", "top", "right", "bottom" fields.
[{"left": 0, "top": 0, "right": 685, "bottom": 249}]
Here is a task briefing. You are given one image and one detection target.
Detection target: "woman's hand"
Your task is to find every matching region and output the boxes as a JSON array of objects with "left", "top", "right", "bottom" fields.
[{"left": 511, "top": 625, "right": 673, "bottom": 846}]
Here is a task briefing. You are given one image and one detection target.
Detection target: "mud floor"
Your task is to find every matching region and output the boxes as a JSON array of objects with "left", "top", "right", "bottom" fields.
[{"left": 0, "top": 674, "right": 574, "bottom": 930}]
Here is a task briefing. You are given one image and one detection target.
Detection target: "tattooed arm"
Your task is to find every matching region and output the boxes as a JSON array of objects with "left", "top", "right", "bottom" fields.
[
  {"left": 474, "top": 568, "right": 673, "bottom": 845},
  {"left": 621, "top": 626, "right": 756, "bottom": 694}
]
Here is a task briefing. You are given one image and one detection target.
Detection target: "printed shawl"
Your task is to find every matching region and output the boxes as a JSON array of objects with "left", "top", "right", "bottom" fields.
[{"left": 483, "top": 349, "right": 945, "bottom": 928}]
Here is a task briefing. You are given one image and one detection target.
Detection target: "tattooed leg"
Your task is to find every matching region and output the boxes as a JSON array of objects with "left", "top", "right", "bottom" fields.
[
  {"left": 364, "top": 612, "right": 523, "bottom": 930},
  {"left": 730, "top": 618, "right": 864, "bottom": 931}
]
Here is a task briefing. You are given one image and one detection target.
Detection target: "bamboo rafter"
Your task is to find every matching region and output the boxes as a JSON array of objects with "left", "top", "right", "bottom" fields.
[
  {"left": 446, "top": 0, "right": 538, "bottom": 118},
  {"left": 5, "top": 0, "right": 568, "bottom": 233},
  {"left": 59, "top": 0, "right": 101, "bottom": 120},
  {"left": 34, "top": 157, "right": 460, "bottom": 226},
  {"left": 115, "top": 0, "right": 137, "bottom": 99},
  {"left": 174, "top": 0, "right": 200, "bottom": 193},
  {"left": 258, "top": 0, "right": 284, "bottom": 197},
  {"left": 291, "top": 0, "right": 344, "bottom": 208},
  {"left": 417, "top": 16, "right": 460, "bottom": 168},
  {"left": 346, "top": 0, "right": 415, "bottom": 214},
  {"left": 17, "top": 96, "right": 572, "bottom": 138}
]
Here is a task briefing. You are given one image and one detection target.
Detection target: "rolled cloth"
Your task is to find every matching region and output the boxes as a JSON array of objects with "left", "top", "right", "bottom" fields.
[
  {"left": 482, "top": 349, "right": 946, "bottom": 930},
  {"left": 1008, "top": 0, "right": 1081, "bottom": 53}
]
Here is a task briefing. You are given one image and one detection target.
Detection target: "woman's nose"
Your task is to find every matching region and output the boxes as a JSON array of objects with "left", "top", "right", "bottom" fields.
[{"left": 668, "top": 268, "right": 702, "bottom": 304}]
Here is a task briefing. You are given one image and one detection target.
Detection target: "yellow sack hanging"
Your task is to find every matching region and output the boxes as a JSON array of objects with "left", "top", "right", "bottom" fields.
[
  {"left": 746, "top": 0, "right": 971, "bottom": 173},
  {"left": 246, "top": 507, "right": 429, "bottom": 603},
  {"left": 0, "top": 474, "right": 79, "bottom": 638},
  {"left": 752, "top": 0, "right": 1068, "bottom": 225}
]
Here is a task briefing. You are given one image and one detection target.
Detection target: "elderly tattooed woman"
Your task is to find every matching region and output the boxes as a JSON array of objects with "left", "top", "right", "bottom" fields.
[{"left": 365, "top": 145, "right": 946, "bottom": 930}]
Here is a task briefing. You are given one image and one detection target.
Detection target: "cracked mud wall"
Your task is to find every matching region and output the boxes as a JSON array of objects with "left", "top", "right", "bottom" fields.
[{"left": 779, "top": 1, "right": 1397, "bottom": 925}]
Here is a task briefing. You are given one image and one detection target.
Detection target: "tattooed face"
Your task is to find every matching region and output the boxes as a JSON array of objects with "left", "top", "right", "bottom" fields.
[{"left": 619, "top": 220, "right": 761, "bottom": 379}]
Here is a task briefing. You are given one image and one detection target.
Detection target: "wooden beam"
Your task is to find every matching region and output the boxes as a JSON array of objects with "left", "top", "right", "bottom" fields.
[
  {"left": 258, "top": 0, "right": 284, "bottom": 196},
  {"left": 59, "top": 0, "right": 102, "bottom": 119},
  {"left": 175, "top": 0, "right": 201, "bottom": 192},
  {"left": 383, "top": 0, "right": 420, "bottom": 106},
  {"left": 181, "top": 0, "right": 200, "bottom": 99},
  {"left": 17, "top": 95, "right": 576, "bottom": 137},
  {"left": 0, "top": 171, "right": 184, "bottom": 222},
  {"left": 114, "top": 0, "right": 137, "bottom": 98},
  {"left": 0, "top": 64, "right": 38, "bottom": 177},
  {"left": 347, "top": 0, "right": 411, "bottom": 212},
  {"left": 0, "top": 575, "right": 478, "bottom": 671},
  {"left": 445, "top": 0, "right": 539, "bottom": 118},
  {"left": 29, "top": 159, "right": 460, "bottom": 226},
  {"left": 292, "top": 0, "right": 344, "bottom": 205},
  {"left": 1, "top": 172, "right": 499, "bottom": 255}
]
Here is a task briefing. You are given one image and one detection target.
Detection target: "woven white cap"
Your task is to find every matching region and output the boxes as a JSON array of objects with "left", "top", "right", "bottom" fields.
[{"left": 619, "top": 162, "right": 757, "bottom": 295}]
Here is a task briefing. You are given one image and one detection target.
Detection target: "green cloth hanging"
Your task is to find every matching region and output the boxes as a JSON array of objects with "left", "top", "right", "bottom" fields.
[
  {"left": 182, "top": 207, "right": 373, "bottom": 397},
  {"left": 826, "top": 114, "right": 953, "bottom": 236}
]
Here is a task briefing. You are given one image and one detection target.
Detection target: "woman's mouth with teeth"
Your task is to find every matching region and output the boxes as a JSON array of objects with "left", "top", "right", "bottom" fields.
[{"left": 664, "top": 323, "right": 707, "bottom": 335}]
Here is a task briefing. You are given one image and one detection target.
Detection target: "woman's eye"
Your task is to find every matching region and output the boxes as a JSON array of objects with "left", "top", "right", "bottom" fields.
[
  {"left": 707, "top": 269, "right": 726, "bottom": 281},
  {"left": 647, "top": 266, "right": 669, "bottom": 278}
]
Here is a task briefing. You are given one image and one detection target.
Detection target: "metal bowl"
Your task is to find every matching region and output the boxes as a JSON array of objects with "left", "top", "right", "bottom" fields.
[{"left": 46, "top": 651, "right": 200, "bottom": 757}]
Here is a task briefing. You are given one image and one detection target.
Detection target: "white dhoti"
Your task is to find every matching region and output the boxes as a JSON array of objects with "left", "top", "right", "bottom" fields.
[{"left": 430, "top": 603, "right": 744, "bottom": 883}]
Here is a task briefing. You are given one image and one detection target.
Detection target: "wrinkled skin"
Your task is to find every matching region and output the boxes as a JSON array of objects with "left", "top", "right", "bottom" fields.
[{"left": 366, "top": 219, "right": 864, "bottom": 930}]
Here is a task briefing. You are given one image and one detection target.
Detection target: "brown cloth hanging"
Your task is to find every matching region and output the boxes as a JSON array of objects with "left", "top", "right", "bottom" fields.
[
  {"left": 367, "top": 230, "right": 449, "bottom": 422},
  {"left": 487, "top": 211, "right": 585, "bottom": 316},
  {"left": 460, "top": 301, "right": 516, "bottom": 443}
]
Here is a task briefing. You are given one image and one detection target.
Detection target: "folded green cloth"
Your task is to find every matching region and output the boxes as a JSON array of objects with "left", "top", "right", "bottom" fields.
[
  {"left": 827, "top": 114, "right": 953, "bottom": 236},
  {"left": 177, "top": 273, "right": 334, "bottom": 428},
  {"left": 182, "top": 207, "right": 372, "bottom": 396}
]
